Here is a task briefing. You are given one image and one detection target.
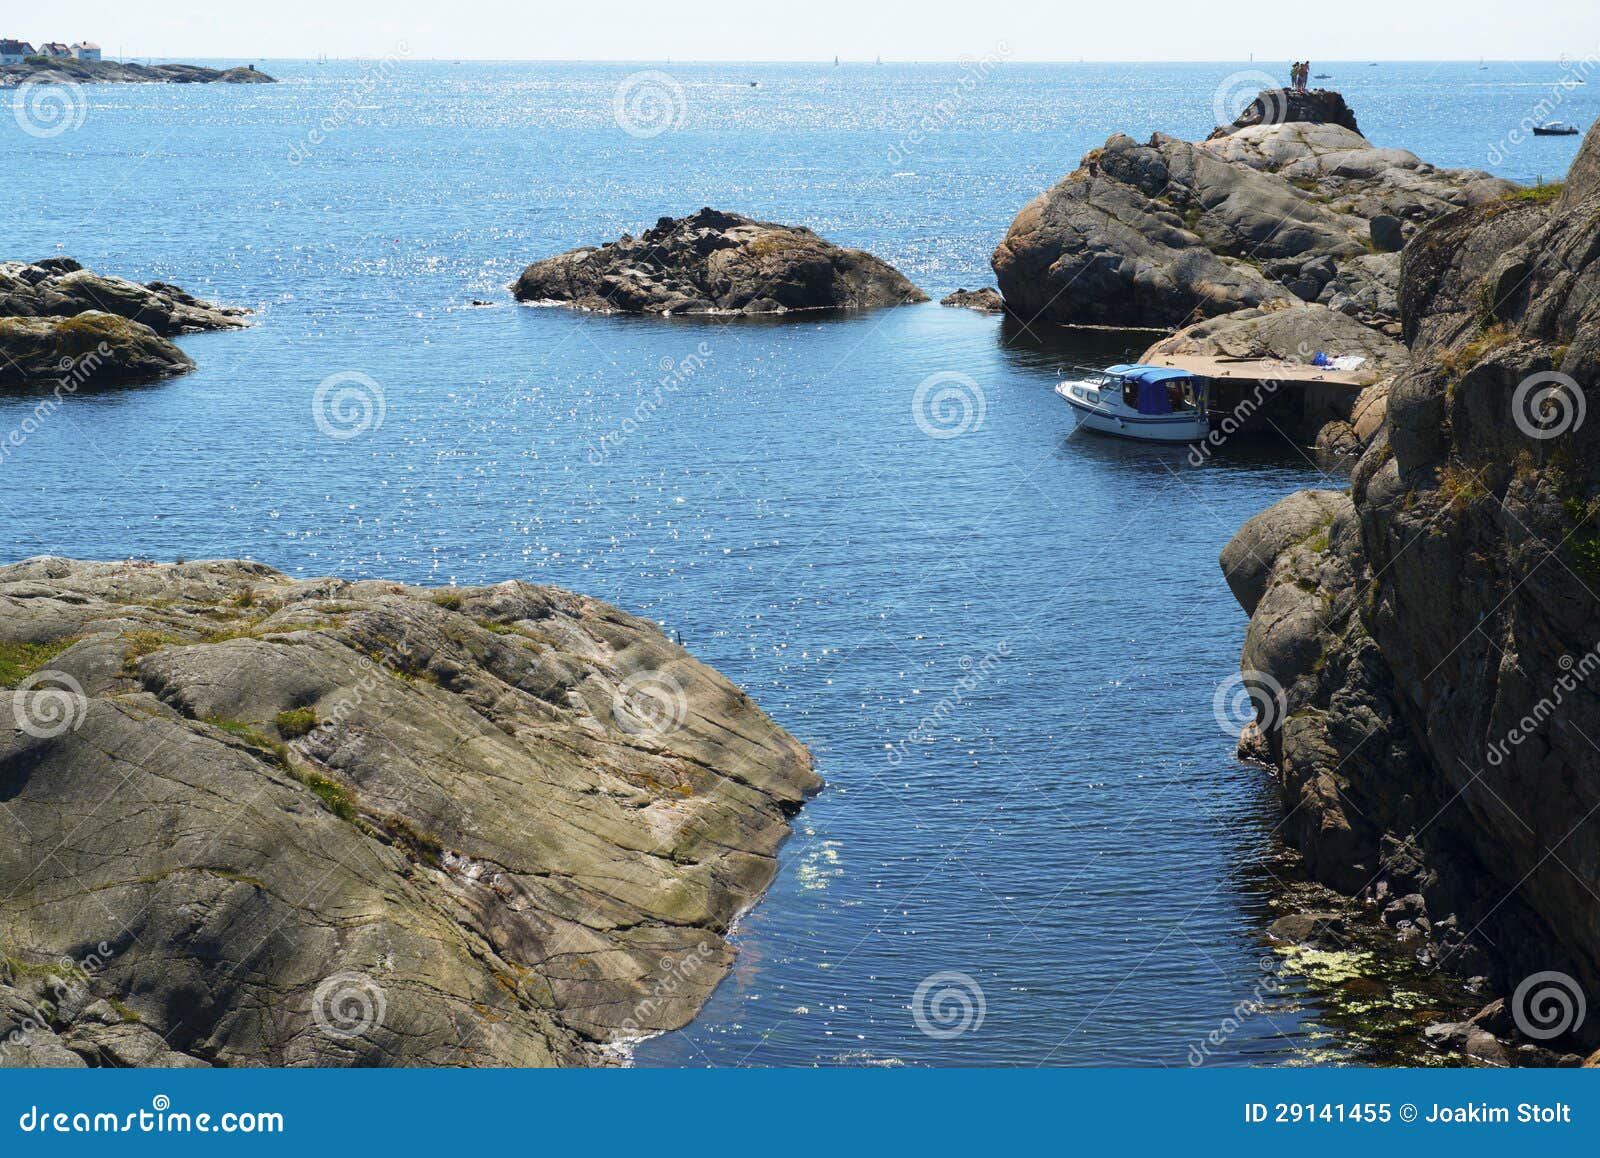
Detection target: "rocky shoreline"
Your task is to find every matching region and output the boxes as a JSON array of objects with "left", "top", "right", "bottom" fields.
[
  {"left": 1221, "top": 120, "right": 1600, "bottom": 1064},
  {"left": 0, "top": 59, "right": 273, "bottom": 85},
  {"left": 0, "top": 258, "right": 248, "bottom": 389},
  {"left": 0, "top": 558, "right": 819, "bottom": 1067}
]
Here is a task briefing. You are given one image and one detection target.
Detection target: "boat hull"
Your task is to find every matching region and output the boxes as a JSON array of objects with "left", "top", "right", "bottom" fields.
[{"left": 1055, "top": 382, "right": 1209, "bottom": 443}]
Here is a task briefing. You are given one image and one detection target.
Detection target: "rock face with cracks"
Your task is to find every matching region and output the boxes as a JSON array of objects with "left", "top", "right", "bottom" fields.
[
  {"left": 0, "top": 558, "right": 819, "bottom": 1067},
  {"left": 1220, "top": 125, "right": 1600, "bottom": 1054},
  {"left": 992, "top": 92, "right": 1513, "bottom": 330}
]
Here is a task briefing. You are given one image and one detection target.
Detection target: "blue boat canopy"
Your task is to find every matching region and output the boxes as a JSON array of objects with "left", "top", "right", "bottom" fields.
[
  {"left": 1104, "top": 363, "right": 1195, "bottom": 415},
  {"left": 1104, "top": 363, "right": 1195, "bottom": 385}
]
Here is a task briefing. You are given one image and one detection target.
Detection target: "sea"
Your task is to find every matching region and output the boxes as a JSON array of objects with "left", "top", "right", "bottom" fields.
[{"left": 3, "top": 58, "right": 1590, "bottom": 1066}]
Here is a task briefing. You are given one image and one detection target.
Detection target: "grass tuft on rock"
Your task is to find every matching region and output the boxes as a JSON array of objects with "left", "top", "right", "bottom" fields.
[
  {"left": 1504, "top": 181, "right": 1563, "bottom": 205},
  {"left": 0, "top": 638, "right": 77, "bottom": 688},
  {"left": 274, "top": 707, "right": 318, "bottom": 739}
]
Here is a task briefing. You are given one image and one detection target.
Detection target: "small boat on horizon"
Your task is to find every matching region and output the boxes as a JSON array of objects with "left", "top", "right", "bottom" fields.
[
  {"left": 1055, "top": 364, "right": 1209, "bottom": 443},
  {"left": 1532, "top": 121, "right": 1582, "bottom": 136}
]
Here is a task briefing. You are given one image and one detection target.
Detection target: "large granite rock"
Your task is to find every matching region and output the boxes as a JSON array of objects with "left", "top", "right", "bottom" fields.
[
  {"left": 1221, "top": 132, "right": 1600, "bottom": 1053},
  {"left": 513, "top": 207, "right": 927, "bottom": 315},
  {"left": 992, "top": 92, "right": 1515, "bottom": 330},
  {"left": 0, "top": 558, "right": 819, "bottom": 1067}
]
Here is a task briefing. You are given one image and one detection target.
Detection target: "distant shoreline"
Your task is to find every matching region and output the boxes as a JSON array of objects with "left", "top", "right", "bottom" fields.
[{"left": 0, "top": 58, "right": 275, "bottom": 85}]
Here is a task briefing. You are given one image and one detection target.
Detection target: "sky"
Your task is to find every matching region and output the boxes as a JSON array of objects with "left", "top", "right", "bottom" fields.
[{"left": 16, "top": 0, "right": 1600, "bottom": 62}]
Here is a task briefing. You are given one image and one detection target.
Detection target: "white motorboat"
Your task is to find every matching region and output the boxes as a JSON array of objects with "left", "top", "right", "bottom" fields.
[{"left": 1055, "top": 363, "right": 1209, "bottom": 443}]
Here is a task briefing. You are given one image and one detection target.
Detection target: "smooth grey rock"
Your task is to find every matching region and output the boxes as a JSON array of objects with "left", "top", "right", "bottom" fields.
[{"left": 0, "top": 558, "right": 820, "bottom": 1067}]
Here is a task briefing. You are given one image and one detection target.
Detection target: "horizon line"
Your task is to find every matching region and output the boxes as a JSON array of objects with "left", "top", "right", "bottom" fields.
[{"left": 65, "top": 54, "right": 1592, "bottom": 66}]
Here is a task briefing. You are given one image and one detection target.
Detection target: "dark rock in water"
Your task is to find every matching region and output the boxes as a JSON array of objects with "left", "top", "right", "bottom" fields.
[
  {"left": 991, "top": 93, "right": 1512, "bottom": 330},
  {"left": 1208, "top": 88, "right": 1361, "bottom": 137},
  {"left": 1222, "top": 121, "right": 1600, "bottom": 1056},
  {"left": 940, "top": 286, "right": 1006, "bottom": 312},
  {"left": 513, "top": 207, "right": 927, "bottom": 315},
  {"left": 0, "top": 59, "right": 275, "bottom": 85},
  {"left": 0, "top": 259, "right": 249, "bottom": 336},
  {"left": 1267, "top": 911, "right": 1347, "bottom": 947},
  {"left": 0, "top": 558, "right": 819, "bottom": 1066},
  {"left": 0, "top": 313, "right": 193, "bottom": 388}
]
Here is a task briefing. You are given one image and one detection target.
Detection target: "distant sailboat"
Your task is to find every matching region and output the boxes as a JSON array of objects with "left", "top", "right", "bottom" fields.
[
  {"left": 875, "top": 54, "right": 882, "bottom": 65},
  {"left": 833, "top": 54, "right": 839, "bottom": 66}
]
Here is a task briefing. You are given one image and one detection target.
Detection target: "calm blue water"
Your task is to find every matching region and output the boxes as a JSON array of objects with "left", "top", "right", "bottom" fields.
[{"left": 3, "top": 60, "right": 1585, "bottom": 1066}]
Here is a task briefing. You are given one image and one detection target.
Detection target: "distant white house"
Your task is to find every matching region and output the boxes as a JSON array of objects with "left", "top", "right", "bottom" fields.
[
  {"left": 70, "top": 41, "right": 101, "bottom": 61},
  {"left": 0, "top": 39, "right": 35, "bottom": 64},
  {"left": 40, "top": 42, "right": 70, "bottom": 58}
]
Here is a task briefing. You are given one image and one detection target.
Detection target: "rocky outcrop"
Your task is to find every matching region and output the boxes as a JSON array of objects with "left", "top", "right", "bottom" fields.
[
  {"left": 1221, "top": 128, "right": 1600, "bottom": 1055},
  {"left": 0, "top": 259, "right": 249, "bottom": 337},
  {"left": 0, "top": 558, "right": 819, "bottom": 1067},
  {"left": 513, "top": 207, "right": 927, "bottom": 315},
  {"left": 1207, "top": 88, "right": 1361, "bottom": 138},
  {"left": 0, "top": 60, "right": 274, "bottom": 85},
  {"left": 0, "top": 260, "right": 248, "bottom": 389},
  {"left": 992, "top": 92, "right": 1514, "bottom": 331},
  {"left": 940, "top": 287, "right": 1006, "bottom": 313},
  {"left": 0, "top": 313, "right": 194, "bottom": 388}
]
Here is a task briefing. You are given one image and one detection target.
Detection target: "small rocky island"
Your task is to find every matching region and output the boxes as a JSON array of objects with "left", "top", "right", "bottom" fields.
[
  {"left": 1224, "top": 122, "right": 1600, "bottom": 1064},
  {"left": 0, "top": 59, "right": 273, "bottom": 85},
  {"left": 0, "top": 258, "right": 248, "bottom": 388},
  {"left": 0, "top": 558, "right": 819, "bottom": 1066},
  {"left": 513, "top": 207, "right": 927, "bottom": 315}
]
